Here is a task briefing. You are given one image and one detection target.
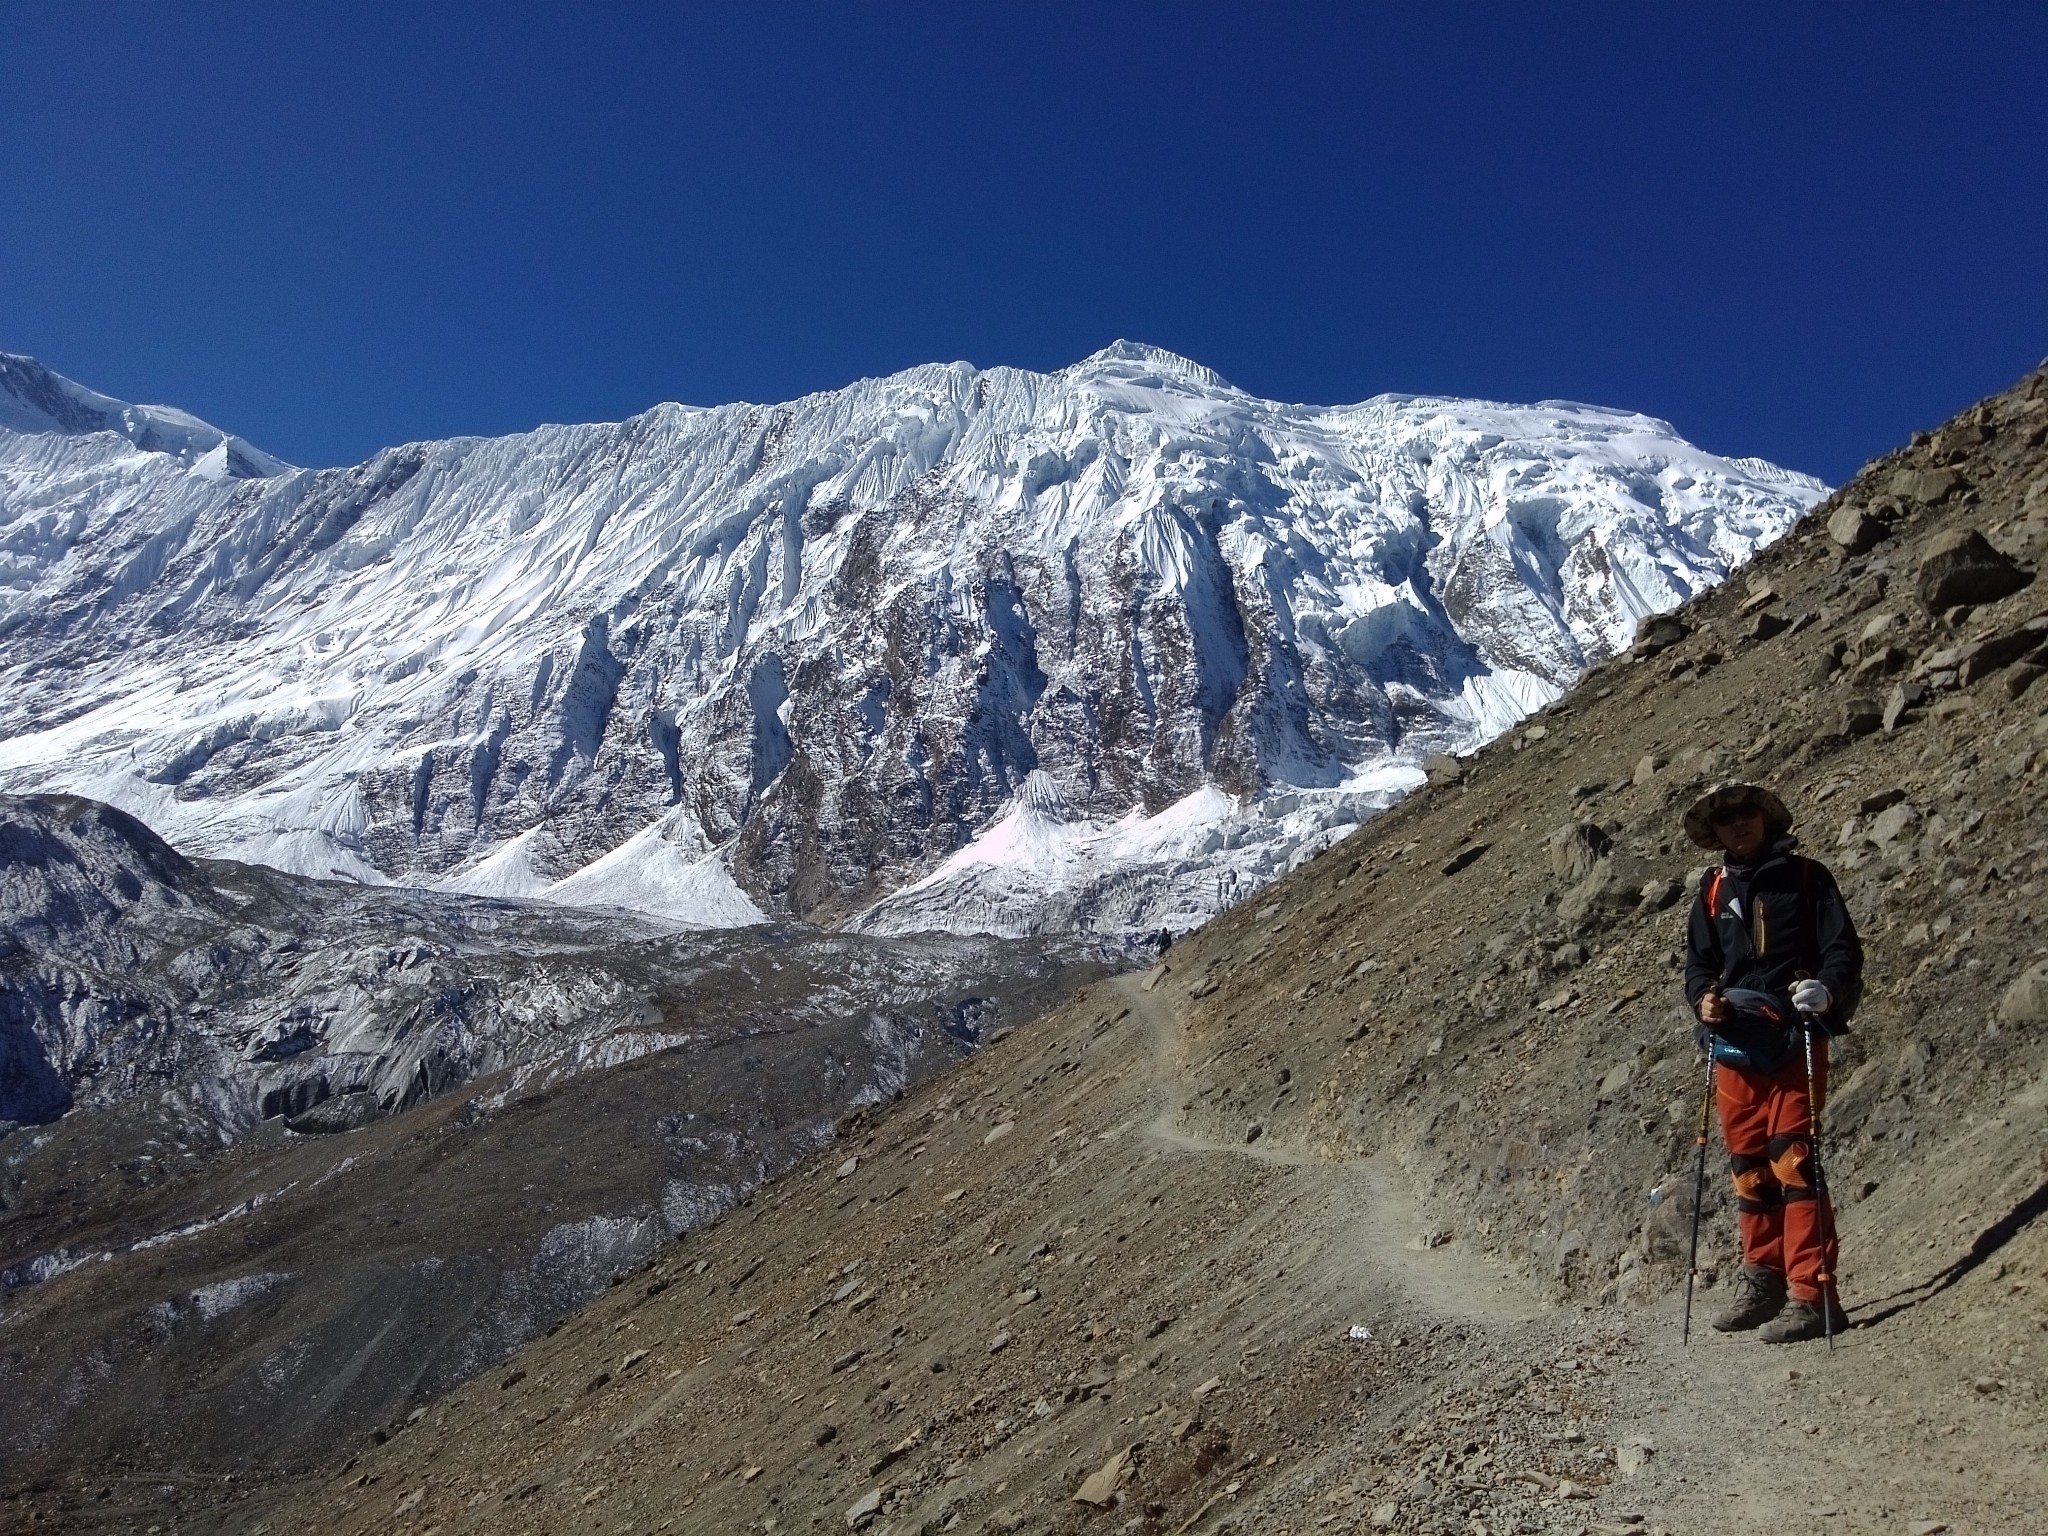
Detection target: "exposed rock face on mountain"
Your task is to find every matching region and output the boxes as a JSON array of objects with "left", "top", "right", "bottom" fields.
[
  {"left": 0, "top": 793, "right": 1121, "bottom": 1480},
  {"left": 71, "top": 367, "right": 2037, "bottom": 1536},
  {"left": 0, "top": 792, "right": 1113, "bottom": 1139},
  {"left": 0, "top": 346, "right": 1823, "bottom": 933}
]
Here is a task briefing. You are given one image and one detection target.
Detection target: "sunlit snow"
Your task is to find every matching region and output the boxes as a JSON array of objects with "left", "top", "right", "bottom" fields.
[{"left": 0, "top": 342, "right": 1826, "bottom": 934}]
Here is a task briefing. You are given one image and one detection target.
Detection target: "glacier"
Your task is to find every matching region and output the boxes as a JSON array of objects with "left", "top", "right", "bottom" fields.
[{"left": 0, "top": 342, "right": 1826, "bottom": 934}]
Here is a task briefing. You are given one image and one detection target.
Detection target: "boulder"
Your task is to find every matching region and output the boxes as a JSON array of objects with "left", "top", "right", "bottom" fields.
[
  {"left": 1547, "top": 822, "right": 1613, "bottom": 882},
  {"left": 1882, "top": 681, "right": 1927, "bottom": 733},
  {"left": 1892, "top": 466, "right": 1966, "bottom": 505},
  {"left": 1559, "top": 854, "right": 1652, "bottom": 934},
  {"left": 1840, "top": 697, "right": 1883, "bottom": 737},
  {"left": 1827, "top": 504, "right": 1887, "bottom": 554},
  {"left": 1638, "top": 878, "right": 1683, "bottom": 911},
  {"left": 1868, "top": 802, "right": 1920, "bottom": 845},
  {"left": 844, "top": 1489, "right": 884, "bottom": 1528},
  {"left": 1956, "top": 619, "right": 2048, "bottom": 685},
  {"left": 1916, "top": 528, "right": 2031, "bottom": 612},
  {"left": 1750, "top": 609, "right": 1791, "bottom": 642},
  {"left": 1072, "top": 1447, "right": 1132, "bottom": 1507},
  {"left": 1633, "top": 752, "right": 1667, "bottom": 786},
  {"left": 1997, "top": 962, "right": 2048, "bottom": 1025},
  {"left": 1631, "top": 614, "right": 1687, "bottom": 659}
]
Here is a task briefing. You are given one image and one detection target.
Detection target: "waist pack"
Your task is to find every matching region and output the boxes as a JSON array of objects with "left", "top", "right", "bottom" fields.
[{"left": 1700, "top": 986, "right": 1803, "bottom": 1075}]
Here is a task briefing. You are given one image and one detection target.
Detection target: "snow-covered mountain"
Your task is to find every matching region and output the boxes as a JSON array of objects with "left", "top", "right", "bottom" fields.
[
  {"left": 0, "top": 344, "right": 1826, "bottom": 933},
  {"left": 0, "top": 353, "right": 289, "bottom": 481}
]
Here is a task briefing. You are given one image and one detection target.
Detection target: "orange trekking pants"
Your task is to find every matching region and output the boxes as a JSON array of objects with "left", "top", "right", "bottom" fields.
[{"left": 1717, "top": 1040, "right": 1838, "bottom": 1304}]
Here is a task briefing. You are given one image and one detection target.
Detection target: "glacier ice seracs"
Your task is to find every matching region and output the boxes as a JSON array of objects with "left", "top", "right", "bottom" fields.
[{"left": 0, "top": 342, "right": 1827, "bottom": 933}]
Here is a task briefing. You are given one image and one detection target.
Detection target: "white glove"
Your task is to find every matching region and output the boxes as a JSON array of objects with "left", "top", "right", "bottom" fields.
[{"left": 1792, "top": 978, "right": 1832, "bottom": 1015}]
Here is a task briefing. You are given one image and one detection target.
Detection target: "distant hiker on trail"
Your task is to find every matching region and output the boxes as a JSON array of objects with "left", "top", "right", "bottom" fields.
[{"left": 1682, "top": 781, "right": 1863, "bottom": 1344}]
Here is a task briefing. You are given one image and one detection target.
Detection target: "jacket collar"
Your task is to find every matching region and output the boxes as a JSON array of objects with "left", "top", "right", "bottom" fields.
[{"left": 1723, "top": 834, "right": 1800, "bottom": 882}]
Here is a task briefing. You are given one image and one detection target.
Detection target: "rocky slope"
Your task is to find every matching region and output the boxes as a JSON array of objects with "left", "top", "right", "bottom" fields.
[
  {"left": 0, "top": 794, "right": 1122, "bottom": 1483},
  {"left": 67, "top": 364, "right": 2042, "bottom": 1536},
  {"left": 0, "top": 792, "right": 1115, "bottom": 1140},
  {"left": 0, "top": 346, "right": 1824, "bottom": 934}
]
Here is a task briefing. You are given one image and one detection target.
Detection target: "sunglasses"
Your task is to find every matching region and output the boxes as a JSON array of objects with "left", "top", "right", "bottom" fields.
[{"left": 1709, "top": 805, "right": 1763, "bottom": 827}]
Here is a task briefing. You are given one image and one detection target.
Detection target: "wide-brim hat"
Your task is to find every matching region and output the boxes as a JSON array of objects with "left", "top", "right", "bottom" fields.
[{"left": 1683, "top": 781, "right": 1794, "bottom": 850}]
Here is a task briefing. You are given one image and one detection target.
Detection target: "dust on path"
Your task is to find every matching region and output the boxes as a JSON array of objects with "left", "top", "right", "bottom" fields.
[
  {"left": 1123, "top": 966, "right": 2042, "bottom": 1535},
  {"left": 1124, "top": 971, "right": 1538, "bottom": 1328}
]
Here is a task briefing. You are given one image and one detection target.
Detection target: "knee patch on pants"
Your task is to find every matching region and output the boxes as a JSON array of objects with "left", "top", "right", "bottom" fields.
[
  {"left": 1730, "top": 1153, "right": 1778, "bottom": 1214},
  {"left": 1767, "top": 1134, "right": 1815, "bottom": 1200}
]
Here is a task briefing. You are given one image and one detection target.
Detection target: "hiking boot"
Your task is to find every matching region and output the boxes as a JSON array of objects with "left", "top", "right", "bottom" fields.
[
  {"left": 1709, "top": 1264, "right": 1787, "bottom": 1332},
  {"left": 1758, "top": 1296, "right": 1847, "bottom": 1344}
]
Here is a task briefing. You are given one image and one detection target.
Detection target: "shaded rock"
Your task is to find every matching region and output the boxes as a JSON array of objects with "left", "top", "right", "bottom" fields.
[
  {"left": 1827, "top": 504, "right": 1887, "bottom": 554},
  {"left": 1852, "top": 645, "right": 1908, "bottom": 682},
  {"left": 1883, "top": 682, "right": 1927, "bottom": 733},
  {"left": 1616, "top": 1437, "right": 1656, "bottom": 1477},
  {"left": 1997, "top": 962, "right": 2048, "bottom": 1025},
  {"left": 1840, "top": 697, "right": 1883, "bottom": 737},
  {"left": 1633, "top": 752, "right": 1667, "bottom": 785},
  {"left": 1957, "top": 621, "right": 2048, "bottom": 685},
  {"left": 1869, "top": 803, "right": 1920, "bottom": 845},
  {"left": 1440, "top": 843, "right": 1489, "bottom": 876},
  {"left": 1547, "top": 822, "right": 1612, "bottom": 882},
  {"left": 1638, "top": 878, "right": 1682, "bottom": 911},
  {"left": 1072, "top": 1446, "right": 1131, "bottom": 1507},
  {"left": 1917, "top": 528, "right": 2031, "bottom": 611},
  {"left": 1559, "top": 855, "right": 1650, "bottom": 934},
  {"left": 1596, "top": 1062, "right": 1635, "bottom": 1099},
  {"left": 1894, "top": 466, "right": 1965, "bottom": 504},
  {"left": 1750, "top": 609, "right": 1791, "bottom": 643},
  {"left": 1424, "top": 752, "right": 1466, "bottom": 786},
  {"left": 1632, "top": 614, "right": 1687, "bottom": 659},
  {"left": 845, "top": 1488, "right": 884, "bottom": 1528}
]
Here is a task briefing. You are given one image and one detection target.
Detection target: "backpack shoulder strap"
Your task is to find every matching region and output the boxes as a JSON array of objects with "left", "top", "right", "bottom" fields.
[
  {"left": 1704, "top": 867, "right": 1724, "bottom": 917},
  {"left": 1793, "top": 856, "right": 1822, "bottom": 965}
]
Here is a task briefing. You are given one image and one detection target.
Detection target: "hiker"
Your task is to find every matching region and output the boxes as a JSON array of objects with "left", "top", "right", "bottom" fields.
[{"left": 1682, "top": 781, "right": 1863, "bottom": 1343}]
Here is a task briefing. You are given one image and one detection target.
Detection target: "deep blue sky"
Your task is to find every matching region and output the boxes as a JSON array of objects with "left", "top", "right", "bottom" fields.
[{"left": 3, "top": 4, "right": 2043, "bottom": 481}]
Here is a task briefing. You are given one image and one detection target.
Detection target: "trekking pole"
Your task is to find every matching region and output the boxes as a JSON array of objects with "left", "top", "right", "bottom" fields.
[
  {"left": 1798, "top": 1014, "right": 1836, "bottom": 1352},
  {"left": 1682, "top": 1045, "right": 1716, "bottom": 1345}
]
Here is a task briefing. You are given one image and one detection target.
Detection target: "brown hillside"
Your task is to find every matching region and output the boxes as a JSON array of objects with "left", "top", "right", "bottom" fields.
[{"left": 23, "top": 367, "right": 2048, "bottom": 1536}]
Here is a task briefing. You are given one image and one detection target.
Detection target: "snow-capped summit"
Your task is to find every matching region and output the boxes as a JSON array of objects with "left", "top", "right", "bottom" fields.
[
  {"left": 0, "top": 346, "right": 1826, "bottom": 933},
  {"left": 0, "top": 352, "right": 289, "bottom": 478}
]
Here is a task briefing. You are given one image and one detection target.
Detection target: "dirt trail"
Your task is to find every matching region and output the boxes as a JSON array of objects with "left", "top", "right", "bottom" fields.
[
  {"left": 1132, "top": 963, "right": 2041, "bottom": 1536},
  {"left": 1130, "top": 974, "right": 1539, "bottom": 1329}
]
